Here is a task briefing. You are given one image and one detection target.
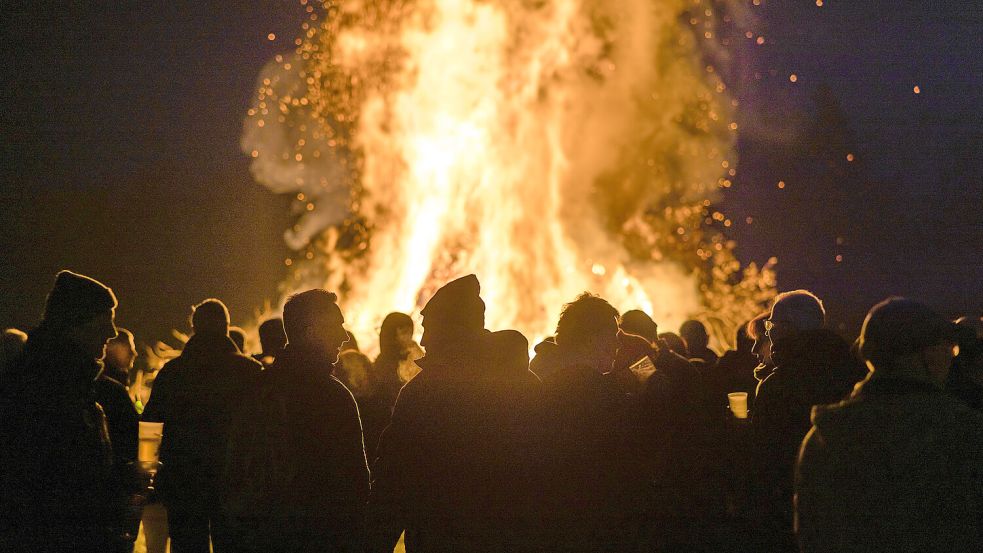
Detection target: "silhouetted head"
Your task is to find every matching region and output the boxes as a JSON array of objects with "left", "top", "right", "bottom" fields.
[
  {"left": 768, "top": 290, "right": 825, "bottom": 344},
  {"left": 860, "top": 297, "right": 958, "bottom": 385},
  {"left": 379, "top": 312, "right": 415, "bottom": 358},
  {"left": 420, "top": 275, "right": 485, "bottom": 351},
  {"left": 746, "top": 312, "right": 772, "bottom": 364},
  {"left": 555, "top": 293, "right": 620, "bottom": 373},
  {"left": 191, "top": 299, "right": 230, "bottom": 338},
  {"left": 614, "top": 331, "right": 655, "bottom": 372},
  {"left": 1, "top": 328, "right": 28, "bottom": 372},
  {"left": 258, "top": 318, "right": 287, "bottom": 355},
  {"left": 104, "top": 328, "right": 137, "bottom": 375},
  {"left": 620, "top": 310, "right": 658, "bottom": 343},
  {"left": 43, "top": 270, "right": 118, "bottom": 360},
  {"left": 486, "top": 329, "right": 530, "bottom": 373},
  {"left": 679, "top": 320, "right": 710, "bottom": 352},
  {"left": 282, "top": 289, "right": 348, "bottom": 364},
  {"left": 229, "top": 326, "right": 247, "bottom": 353},
  {"left": 658, "top": 332, "right": 688, "bottom": 357}
]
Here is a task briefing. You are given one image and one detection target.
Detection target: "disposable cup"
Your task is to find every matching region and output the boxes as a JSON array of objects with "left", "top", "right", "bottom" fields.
[
  {"left": 138, "top": 421, "right": 164, "bottom": 463},
  {"left": 728, "top": 392, "right": 749, "bottom": 419}
]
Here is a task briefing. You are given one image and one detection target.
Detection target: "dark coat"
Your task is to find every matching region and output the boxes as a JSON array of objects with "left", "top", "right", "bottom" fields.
[
  {"left": 540, "top": 360, "right": 644, "bottom": 551},
  {"left": 94, "top": 374, "right": 139, "bottom": 466},
  {"left": 141, "top": 333, "right": 262, "bottom": 503},
  {"left": 750, "top": 329, "right": 867, "bottom": 535},
  {"left": 0, "top": 330, "right": 127, "bottom": 552},
  {"left": 232, "top": 345, "right": 370, "bottom": 552},
  {"left": 797, "top": 374, "right": 983, "bottom": 552},
  {"left": 368, "top": 346, "right": 546, "bottom": 552},
  {"left": 637, "top": 348, "right": 725, "bottom": 524}
]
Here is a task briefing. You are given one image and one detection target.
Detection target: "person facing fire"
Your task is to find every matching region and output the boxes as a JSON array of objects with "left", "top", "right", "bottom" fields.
[
  {"left": 142, "top": 298, "right": 262, "bottom": 553},
  {"left": 368, "top": 275, "right": 546, "bottom": 552}
]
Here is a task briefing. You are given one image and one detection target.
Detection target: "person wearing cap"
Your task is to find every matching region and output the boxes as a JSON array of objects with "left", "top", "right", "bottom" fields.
[
  {"left": 142, "top": 298, "right": 261, "bottom": 553},
  {"left": 749, "top": 289, "right": 867, "bottom": 550},
  {"left": 0, "top": 270, "right": 130, "bottom": 552},
  {"left": 795, "top": 297, "right": 983, "bottom": 553},
  {"left": 367, "top": 275, "right": 547, "bottom": 552}
]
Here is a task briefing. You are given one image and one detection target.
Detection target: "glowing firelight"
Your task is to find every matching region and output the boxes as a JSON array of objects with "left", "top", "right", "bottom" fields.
[{"left": 243, "top": 0, "right": 775, "bottom": 351}]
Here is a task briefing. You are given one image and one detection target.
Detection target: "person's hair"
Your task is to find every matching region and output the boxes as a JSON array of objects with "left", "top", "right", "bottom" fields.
[
  {"left": 258, "top": 318, "right": 287, "bottom": 354},
  {"left": 679, "top": 320, "right": 709, "bottom": 349},
  {"left": 108, "top": 328, "right": 135, "bottom": 349},
  {"left": 229, "top": 326, "right": 247, "bottom": 352},
  {"left": 620, "top": 310, "right": 658, "bottom": 342},
  {"left": 658, "top": 332, "right": 688, "bottom": 356},
  {"left": 771, "top": 290, "right": 825, "bottom": 331},
  {"left": 735, "top": 320, "right": 754, "bottom": 352},
  {"left": 746, "top": 312, "right": 769, "bottom": 341},
  {"left": 192, "top": 299, "right": 230, "bottom": 336},
  {"left": 282, "top": 289, "right": 340, "bottom": 342},
  {"left": 379, "top": 312, "right": 414, "bottom": 360},
  {"left": 555, "top": 293, "right": 619, "bottom": 348}
]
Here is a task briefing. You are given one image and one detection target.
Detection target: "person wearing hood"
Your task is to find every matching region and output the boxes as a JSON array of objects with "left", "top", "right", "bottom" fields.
[
  {"left": 749, "top": 290, "right": 866, "bottom": 551},
  {"left": 367, "top": 275, "right": 546, "bottom": 552},
  {"left": 0, "top": 270, "right": 130, "bottom": 552},
  {"left": 142, "top": 298, "right": 262, "bottom": 553},
  {"left": 796, "top": 297, "right": 983, "bottom": 553}
]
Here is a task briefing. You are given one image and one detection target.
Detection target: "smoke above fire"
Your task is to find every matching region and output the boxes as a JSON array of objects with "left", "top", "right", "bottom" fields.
[{"left": 243, "top": 0, "right": 775, "bottom": 350}]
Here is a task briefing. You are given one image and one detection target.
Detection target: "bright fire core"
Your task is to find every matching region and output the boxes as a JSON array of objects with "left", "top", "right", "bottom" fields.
[{"left": 244, "top": 0, "right": 774, "bottom": 351}]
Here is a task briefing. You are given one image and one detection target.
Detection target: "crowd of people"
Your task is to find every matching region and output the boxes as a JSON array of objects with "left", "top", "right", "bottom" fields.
[{"left": 1, "top": 269, "right": 982, "bottom": 553}]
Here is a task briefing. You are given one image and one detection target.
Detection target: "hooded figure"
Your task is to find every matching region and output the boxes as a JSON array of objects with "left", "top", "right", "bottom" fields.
[
  {"left": 0, "top": 270, "right": 130, "bottom": 552},
  {"left": 367, "top": 275, "right": 547, "bottom": 552},
  {"left": 796, "top": 298, "right": 983, "bottom": 553}
]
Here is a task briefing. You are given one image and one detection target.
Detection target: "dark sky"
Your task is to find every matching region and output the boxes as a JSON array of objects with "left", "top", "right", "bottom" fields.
[{"left": 1, "top": 1, "right": 980, "bottom": 347}]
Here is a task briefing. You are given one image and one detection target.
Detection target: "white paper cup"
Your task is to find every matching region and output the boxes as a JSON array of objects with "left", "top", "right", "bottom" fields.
[
  {"left": 728, "top": 392, "right": 749, "bottom": 419},
  {"left": 138, "top": 421, "right": 164, "bottom": 463}
]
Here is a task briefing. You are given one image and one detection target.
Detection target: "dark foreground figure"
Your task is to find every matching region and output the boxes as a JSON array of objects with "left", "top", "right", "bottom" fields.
[
  {"left": 0, "top": 271, "right": 133, "bottom": 552},
  {"left": 142, "top": 299, "right": 262, "bottom": 553}
]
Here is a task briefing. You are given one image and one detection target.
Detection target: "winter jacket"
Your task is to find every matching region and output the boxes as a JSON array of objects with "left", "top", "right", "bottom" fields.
[
  {"left": 230, "top": 345, "right": 370, "bottom": 552},
  {"left": 94, "top": 374, "right": 138, "bottom": 466},
  {"left": 0, "top": 330, "right": 127, "bottom": 552},
  {"left": 142, "top": 333, "right": 262, "bottom": 503},
  {"left": 750, "top": 329, "right": 867, "bottom": 535},
  {"left": 796, "top": 373, "right": 983, "bottom": 552},
  {"left": 368, "top": 344, "right": 547, "bottom": 552}
]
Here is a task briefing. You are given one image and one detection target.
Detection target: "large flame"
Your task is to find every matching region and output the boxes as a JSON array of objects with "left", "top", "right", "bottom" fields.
[{"left": 243, "top": 0, "right": 773, "bottom": 351}]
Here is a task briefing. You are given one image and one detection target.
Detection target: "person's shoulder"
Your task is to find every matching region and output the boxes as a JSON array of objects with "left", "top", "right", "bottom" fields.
[
  {"left": 229, "top": 351, "right": 263, "bottom": 372},
  {"left": 94, "top": 374, "right": 128, "bottom": 396}
]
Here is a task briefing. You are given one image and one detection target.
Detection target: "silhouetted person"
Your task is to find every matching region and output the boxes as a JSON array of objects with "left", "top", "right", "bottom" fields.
[
  {"left": 103, "top": 328, "right": 137, "bottom": 387},
  {"left": 228, "top": 326, "right": 247, "bottom": 354},
  {"left": 621, "top": 309, "right": 659, "bottom": 343},
  {"left": 750, "top": 290, "right": 866, "bottom": 551},
  {"left": 254, "top": 317, "right": 286, "bottom": 367},
  {"left": 368, "top": 275, "right": 546, "bottom": 552},
  {"left": 796, "top": 298, "right": 983, "bottom": 552},
  {"left": 680, "top": 319, "right": 718, "bottom": 366},
  {"left": 364, "top": 312, "right": 422, "bottom": 459},
  {"left": 658, "top": 331, "right": 689, "bottom": 357},
  {"left": 539, "top": 293, "right": 643, "bottom": 551},
  {"left": 95, "top": 328, "right": 140, "bottom": 466},
  {"left": 226, "top": 289, "right": 369, "bottom": 552},
  {"left": 0, "top": 328, "right": 27, "bottom": 377},
  {"left": 946, "top": 316, "right": 983, "bottom": 410},
  {"left": 142, "top": 299, "right": 262, "bottom": 553},
  {"left": 0, "top": 271, "right": 129, "bottom": 552},
  {"left": 637, "top": 325, "right": 723, "bottom": 551}
]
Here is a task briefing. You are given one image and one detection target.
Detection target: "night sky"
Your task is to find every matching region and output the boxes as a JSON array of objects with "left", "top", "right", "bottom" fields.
[{"left": 2, "top": 2, "right": 980, "bottom": 350}]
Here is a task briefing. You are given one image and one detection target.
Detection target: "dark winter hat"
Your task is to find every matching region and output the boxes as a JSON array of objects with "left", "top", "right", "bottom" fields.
[
  {"left": 43, "top": 270, "right": 117, "bottom": 327},
  {"left": 420, "top": 274, "right": 485, "bottom": 331},
  {"left": 860, "top": 297, "right": 958, "bottom": 365}
]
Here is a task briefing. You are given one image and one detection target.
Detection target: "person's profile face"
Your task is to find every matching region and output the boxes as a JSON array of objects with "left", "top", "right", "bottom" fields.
[{"left": 70, "top": 309, "right": 118, "bottom": 361}]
